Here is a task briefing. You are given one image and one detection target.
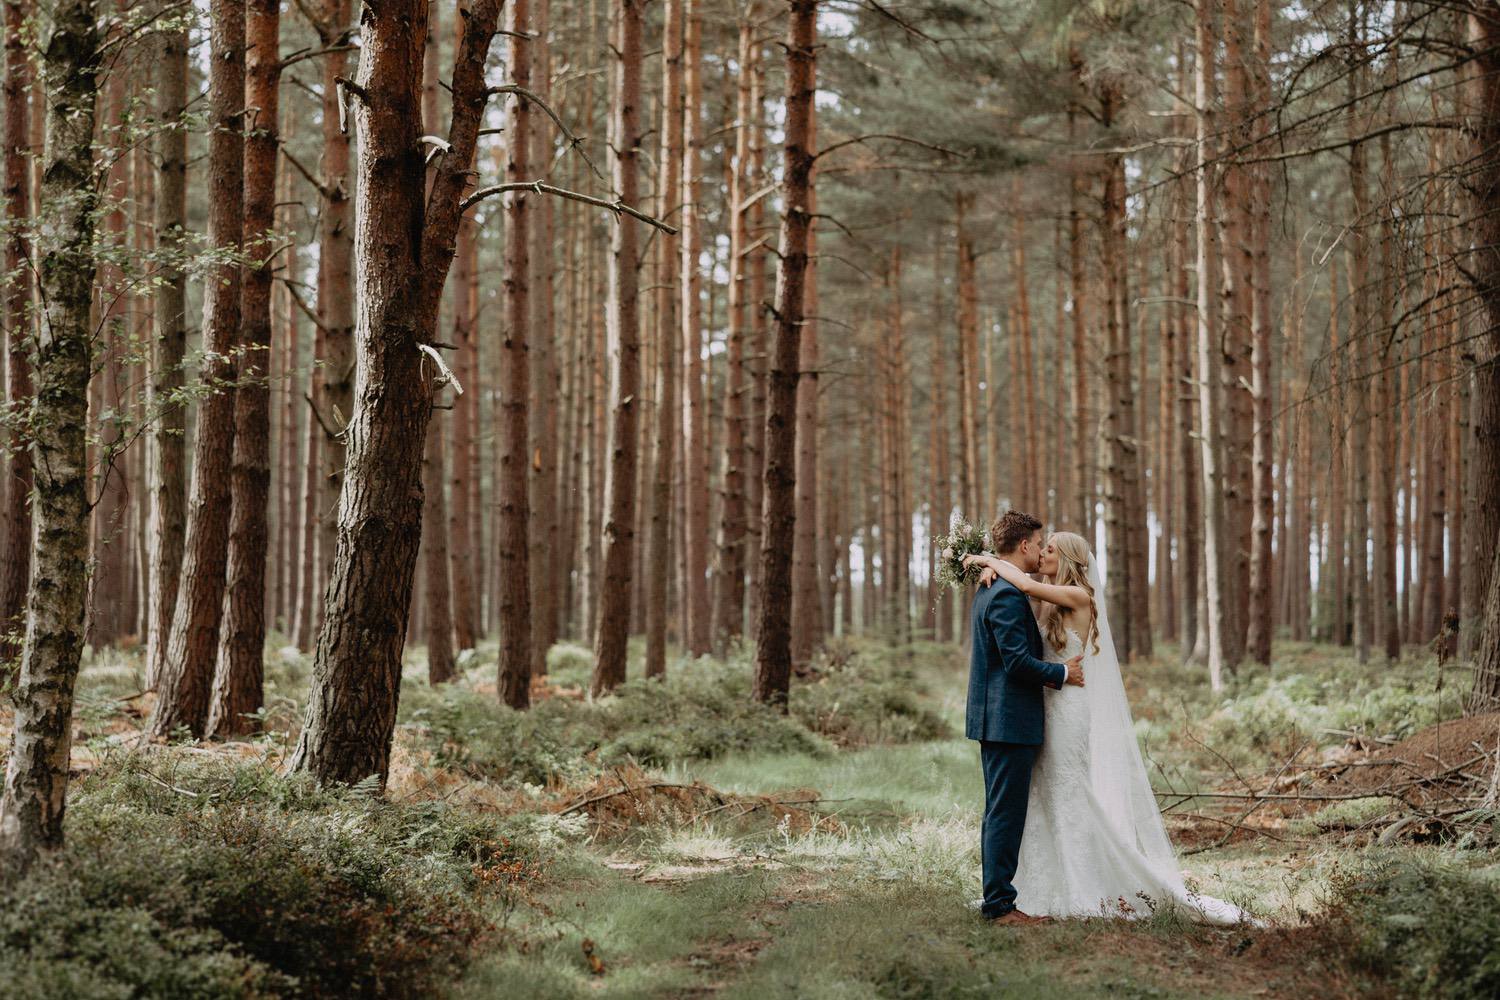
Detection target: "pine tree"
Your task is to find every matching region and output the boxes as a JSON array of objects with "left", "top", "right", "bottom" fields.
[{"left": 753, "top": 0, "right": 816, "bottom": 709}]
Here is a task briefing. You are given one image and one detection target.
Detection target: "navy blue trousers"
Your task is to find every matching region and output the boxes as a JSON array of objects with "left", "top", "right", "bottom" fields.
[{"left": 979, "top": 740, "right": 1038, "bottom": 918}]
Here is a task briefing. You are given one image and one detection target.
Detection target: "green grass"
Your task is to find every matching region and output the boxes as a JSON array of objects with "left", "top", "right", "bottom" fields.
[
  {"left": 684, "top": 739, "right": 981, "bottom": 821},
  {"left": 453, "top": 866, "right": 773, "bottom": 999},
  {"left": 19, "top": 633, "right": 1491, "bottom": 998}
]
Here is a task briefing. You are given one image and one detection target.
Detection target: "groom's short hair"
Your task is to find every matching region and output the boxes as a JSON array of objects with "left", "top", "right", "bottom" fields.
[{"left": 991, "top": 510, "right": 1044, "bottom": 554}]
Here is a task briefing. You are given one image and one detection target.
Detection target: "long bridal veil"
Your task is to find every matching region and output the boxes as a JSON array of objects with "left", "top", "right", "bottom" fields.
[{"left": 1084, "top": 556, "right": 1261, "bottom": 926}]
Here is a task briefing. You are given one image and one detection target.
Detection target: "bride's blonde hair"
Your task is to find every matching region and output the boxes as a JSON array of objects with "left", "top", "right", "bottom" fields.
[{"left": 1042, "top": 531, "right": 1100, "bottom": 655}]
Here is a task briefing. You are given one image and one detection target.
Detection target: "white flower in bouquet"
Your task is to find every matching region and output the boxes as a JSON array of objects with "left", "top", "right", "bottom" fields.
[{"left": 933, "top": 515, "right": 988, "bottom": 590}]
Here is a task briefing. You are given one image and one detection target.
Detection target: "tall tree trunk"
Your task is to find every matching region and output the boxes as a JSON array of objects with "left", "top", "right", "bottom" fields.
[
  {"left": 931, "top": 240, "right": 952, "bottom": 643},
  {"left": 680, "top": 0, "right": 711, "bottom": 657},
  {"left": 149, "top": 0, "right": 246, "bottom": 739},
  {"left": 294, "top": 304, "right": 320, "bottom": 650},
  {"left": 1156, "top": 241, "right": 1176, "bottom": 641},
  {"left": 439, "top": 0, "right": 477, "bottom": 655},
  {"left": 712, "top": 5, "right": 754, "bottom": 651},
  {"left": 290, "top": 0, "right": 501, "bottom": 787},
  {"left": 1196, "top": 0, "right": 1229, "bottom": 690},
  {"left": 885, "top": 248, "right": 910, "bottom": 643},
  {"left": 790, "top": 91, "right": 821, "bottom": 664},
  {"left": 744, "top": 52, "right": 768, "bottom": 628},
  {"left": 1214, "top": 0, "right": 1248, "bottom": 668},
  {"left": 1, "top": 0, "right": 33, "bottom": 672},
  {"left": 498, "top": 0, "right": 533, "bottom": 710},
  {"left": 422, "top": 414, "right": 455, "bottom": 684},
  {"left": 316, "top": 0, "right": 355, "bottom": 625},
  {"left": 88, "top": 41, "right": 128, "bottom": 650},
  {"left": 591, "top": 0, "right": 644, "bottom": 696},
  {"left": 0, "top": 0, "right": 99, "bottom": 875},
  {"left": 1013, "top": 188, "right": 1039, "bottom": 514},
  {"left": 1245, "top": 0, "right": 1275, "bottom": 665},
  {"left": 529, "top": 0, "right": 558, "bottom": 675},
  {"left": 1100, "top": 89, "right": 1148, "bottom": 659},
  {"left": 955, "top": 194, "right": 980, "bottom": 521},
  {"left": 752, "top": 0, "right": 815, "bottom": 708},
  {"left": 208, "top": 0, "right": 281, "bottom": 737},
  {"left": 645, "top": 0, "right": 684, "bottom": 677},
  {"left": 1373, "top": 129, "right": 1400, "bottom": 662},
  {"left": 449, "top": 190, "right": 479, "bottom": 652},
  {"left": 275, "top": 139, "right": 298, "bottom": 635},
  {"left": 1067, "top": 64, "right": 1094, "bottom": 538},
  {"left": 1288, "top": 244, "right": 1312, "bottom": 642},
  {"left": 1172, "top": 159, "right": 1201, "bottom": 660},
  {"left": 1326, "top": 258, "right": 1348, "bottom": 644},
  {"left": 1461, "top": 2, "right": 1500, "bottom": 668}
]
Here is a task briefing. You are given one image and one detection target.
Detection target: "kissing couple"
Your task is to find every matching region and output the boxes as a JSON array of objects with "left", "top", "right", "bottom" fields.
[{"left": 964, "top": 510, "right": 1259, "bottom": 926}]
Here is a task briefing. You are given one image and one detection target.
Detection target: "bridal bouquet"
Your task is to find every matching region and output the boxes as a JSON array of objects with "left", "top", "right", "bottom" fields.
[{"left": 933, "top": 513, "right": 988, "bottom": 590}]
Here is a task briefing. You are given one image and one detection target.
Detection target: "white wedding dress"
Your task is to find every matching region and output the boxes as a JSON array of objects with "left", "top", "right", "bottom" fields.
[{"left": 1011, "top": 559, "right": 1257, "bottom": 925}]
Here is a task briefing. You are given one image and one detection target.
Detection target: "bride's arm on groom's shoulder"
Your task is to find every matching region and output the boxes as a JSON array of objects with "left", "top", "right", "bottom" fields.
[
  {"left": 1012, "top": 579, "right": 1091, "bottom": 612},
  {"left": 963, "top": 555, "right": 1090, "bottom": 611}
]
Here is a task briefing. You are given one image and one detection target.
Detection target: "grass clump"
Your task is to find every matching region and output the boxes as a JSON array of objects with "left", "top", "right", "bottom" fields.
[
  {"left": 0, "top": 753, "right": 537, "bottom": 999},
  {"left": 1330, "top": 850, "right": 1500, "bottom": 1000}
]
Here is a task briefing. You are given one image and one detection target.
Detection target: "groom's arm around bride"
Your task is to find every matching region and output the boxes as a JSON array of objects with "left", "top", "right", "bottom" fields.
[{"left": 966, "top": 578, "right": 1084, "bottom": 746}]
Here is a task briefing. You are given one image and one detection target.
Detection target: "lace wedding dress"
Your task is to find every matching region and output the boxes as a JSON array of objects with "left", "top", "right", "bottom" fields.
[{"left": 1011, "top": 560, "right": 1258, "bottom": 925}]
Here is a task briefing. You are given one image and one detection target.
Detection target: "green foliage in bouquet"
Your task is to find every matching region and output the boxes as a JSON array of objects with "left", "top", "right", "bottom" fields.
[{"left": 933, "top": 513, "right": 988, "bottom": 590}]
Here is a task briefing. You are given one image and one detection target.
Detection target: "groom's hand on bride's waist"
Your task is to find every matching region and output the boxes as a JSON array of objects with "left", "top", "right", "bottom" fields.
[{"left": 1063, "top": 656, "right": 1085, "bottom": 687}]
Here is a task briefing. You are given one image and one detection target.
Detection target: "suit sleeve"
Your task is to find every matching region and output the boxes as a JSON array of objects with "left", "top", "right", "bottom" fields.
[{"left": 985, "top": 588, "right": 1068, "bottom": 689}]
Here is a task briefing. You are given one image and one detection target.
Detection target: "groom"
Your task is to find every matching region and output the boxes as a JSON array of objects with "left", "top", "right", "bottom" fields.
[{"left": 967, "top": 510, "right": 1084, "bottom": 925}]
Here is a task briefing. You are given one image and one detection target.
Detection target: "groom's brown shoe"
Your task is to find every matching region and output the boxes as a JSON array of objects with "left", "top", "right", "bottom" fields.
[{"left": 990, "top": 909, "right": 1052, "bottom": 926}]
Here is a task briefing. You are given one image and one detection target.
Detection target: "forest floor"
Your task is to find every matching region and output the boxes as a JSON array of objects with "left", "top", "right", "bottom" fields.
[{"left": 4, "top": 635, "right": 1499, "bottom": 998}]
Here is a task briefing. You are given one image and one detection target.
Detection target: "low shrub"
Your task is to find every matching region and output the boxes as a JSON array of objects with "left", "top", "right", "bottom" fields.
[
  {"left": 791, "top": 648, "right": 952, "bottom": 747},
  {"left": 0, "top": 754, "right": 535, "bottom": 999},
  {"left": 1330, "top": 850, "right": 1500, "bottom": 1000},
  {"left": 405, "top": 659, "right": 828, "bottom": 785}
]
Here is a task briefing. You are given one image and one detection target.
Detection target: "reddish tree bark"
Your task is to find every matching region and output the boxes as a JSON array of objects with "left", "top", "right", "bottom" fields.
[
  {"left": 315, "top": 0, "right": 355, "bottom": 622},
  {"left": 711, "top": 6, "right": 755, "bottom": 651},
  {"left": 753, "top": 0, "right": 815, "bottom": 708},
  {"left": 208, "top": 0, "right": 281, "bottom": 737},
  {"left": 149, "top": 0, "right": 245, "bottom": 739},
  {"left": 679, "top": 0, "right": 711, "bottom": 657},
  {"left": 1, "top": 0, "right": 33, "bottom": 673},
  {"left": 497, "top": 0, "right": 533, "bottom": 709},
  {"left": 290, "top": 0, "right": 502, "bottom": 787},
  {"left": 645, "top": 0, "right": 684, "bottom": 678},
  {"left": 591, "top": 0, "right": 645, "bottom": 696},
  {"left": 789, "top": 86, "right": 821, "bottom": 665}
]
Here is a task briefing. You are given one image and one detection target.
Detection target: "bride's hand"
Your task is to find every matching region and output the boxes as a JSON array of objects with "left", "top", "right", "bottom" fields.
[
  {"left": 963, "top": 553, "right": 1027, "bottom": 591},
  {"left": 963, "top": 553, "right": 999, "bottom": 584},
  {"left": 986, "top": 558, "right": 1031, "bottom": 593}
]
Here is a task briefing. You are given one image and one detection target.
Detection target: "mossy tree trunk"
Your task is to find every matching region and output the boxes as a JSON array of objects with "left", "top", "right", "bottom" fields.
[{"left": 0, "top": 0, "right": 99, "bottom": 877}]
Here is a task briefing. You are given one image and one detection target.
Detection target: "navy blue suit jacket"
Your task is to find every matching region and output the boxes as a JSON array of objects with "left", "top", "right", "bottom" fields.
[{"left": 965, "top": 578, "right": 1068, "bottom": 745}]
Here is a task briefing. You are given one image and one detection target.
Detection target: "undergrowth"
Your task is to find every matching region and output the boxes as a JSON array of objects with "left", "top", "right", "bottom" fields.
[
  {"left": 401, "top": 638, "right": 950, "bottom": 788},
  {"left": 0, "top": 752, "right": 540, "bottom": 999},
  {"left": 1330, "top": 849, "right": 1500, "bottom": 1000}
]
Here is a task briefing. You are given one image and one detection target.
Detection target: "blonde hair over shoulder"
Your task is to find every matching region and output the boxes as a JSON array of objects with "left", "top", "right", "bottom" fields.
[{"left": 1042, "top": 531, "right": 1100, "bottom": 656}]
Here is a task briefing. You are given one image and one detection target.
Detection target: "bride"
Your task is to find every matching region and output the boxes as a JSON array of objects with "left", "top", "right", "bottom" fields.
[{"left": 967, "top": 532, "right": 1257, "bottom": 925}]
